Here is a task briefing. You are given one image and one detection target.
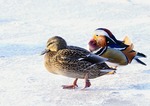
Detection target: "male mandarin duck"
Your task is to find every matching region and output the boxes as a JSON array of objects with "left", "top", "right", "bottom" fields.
[
  {"left": 88, "top": 28, "right": 146, "bottom": 66},
  {"left": 41, "top": 36, "right": 116, "bottom": 89}
]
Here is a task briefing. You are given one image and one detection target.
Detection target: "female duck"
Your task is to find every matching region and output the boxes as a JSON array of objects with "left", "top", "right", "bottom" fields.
[{"left": 42, "top": 36, "right": 116, "bottom": 89}]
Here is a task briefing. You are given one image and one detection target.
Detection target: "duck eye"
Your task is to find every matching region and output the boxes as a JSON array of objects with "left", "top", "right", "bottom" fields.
[
  {"left": 96, "top": 35, "right": 99, "bottom": 36},
  {"left": 47, "top": 42, "right": 54, "bottom": 47}
]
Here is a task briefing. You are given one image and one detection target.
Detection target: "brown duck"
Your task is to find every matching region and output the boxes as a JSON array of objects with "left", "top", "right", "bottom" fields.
[{"left": 41, "top": 36, "right": 116, "bottom": 89}]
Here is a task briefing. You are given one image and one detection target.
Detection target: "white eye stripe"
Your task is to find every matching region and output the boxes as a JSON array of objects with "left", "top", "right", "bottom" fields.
[
  {"left": 94, "top": 30, "right": 117, "bottom": 44},
  {"left": 94, "top": 30, "right": 109, "bottom": 36}
]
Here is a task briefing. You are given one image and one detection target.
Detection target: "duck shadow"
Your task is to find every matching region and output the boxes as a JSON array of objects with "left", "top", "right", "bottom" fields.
[
  {"left": 73, "top": 83, "right": 150, "bottom": 91},
  {"left": 128, "top": 83, "right": 150, "bottom": 90},
  {"left": 0, "top": 44, "right": 44, "bottom": 57},
  {"left": 143, "top": 69, "right": 150, "bottom": 74}
]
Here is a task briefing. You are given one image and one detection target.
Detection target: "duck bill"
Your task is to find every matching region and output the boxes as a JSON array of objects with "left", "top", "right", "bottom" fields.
[
  {"left": 41, "top": 49, "right": 50, "bottom": 55},
  {"left": 88, "top": 39, "right": 99, "bottom": 52}
]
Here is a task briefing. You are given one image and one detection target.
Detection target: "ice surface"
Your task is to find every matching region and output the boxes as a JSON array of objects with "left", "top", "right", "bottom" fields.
[{"left": 0, "top": 0, "right": 150, "bottom": 106}]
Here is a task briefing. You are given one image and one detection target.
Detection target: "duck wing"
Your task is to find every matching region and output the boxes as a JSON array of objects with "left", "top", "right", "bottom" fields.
[
  {"left": 54, "top": 48, "right": 116, "bottom": 79},
  {"left": 56, "top": 47, "right": 108, "bottom": 65},
  {"left": 68, "top": 46, "right": 108, "bottom": 63}
]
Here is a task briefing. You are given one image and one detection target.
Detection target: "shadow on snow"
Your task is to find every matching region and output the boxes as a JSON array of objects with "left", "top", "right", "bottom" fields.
[{"left": 0, "top": 44, "right": 44, "bottom": 57}]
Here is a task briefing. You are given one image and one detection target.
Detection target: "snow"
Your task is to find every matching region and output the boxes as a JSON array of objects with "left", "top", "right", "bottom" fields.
[{"left": 0, "top": 0, "right": 150, "bottom": 106}]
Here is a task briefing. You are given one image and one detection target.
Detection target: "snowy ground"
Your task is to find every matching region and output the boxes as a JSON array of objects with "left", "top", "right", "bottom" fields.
[{"left": 0, "top": 0, "right": 150, "bottom": 106}]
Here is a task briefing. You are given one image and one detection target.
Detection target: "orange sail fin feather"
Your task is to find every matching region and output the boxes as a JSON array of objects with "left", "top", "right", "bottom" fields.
[{"left": 122, "top": 36, "right": 136, "bottom": 63}]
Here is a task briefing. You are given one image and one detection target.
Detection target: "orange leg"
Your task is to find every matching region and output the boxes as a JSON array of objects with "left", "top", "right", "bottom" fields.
[
  {"left": 83, "top": 73, "right": 91, "bottom": 89},
  {"left": 62, "top": 78, "right": 78, "bottom": 89}
]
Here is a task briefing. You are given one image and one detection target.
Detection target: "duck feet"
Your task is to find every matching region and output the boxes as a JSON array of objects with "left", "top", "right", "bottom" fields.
[
  {"left": 82, "top": 73, "right": 91, "bottom": 89},
  {"left": 62, "top": 78, "right": 78, "bottom": 89},
  {"left": 83, "top": 79, "right": 91, "bottom": 89},
  {"left": 62, "top": 84, "right": 78, "bottom": 89}
]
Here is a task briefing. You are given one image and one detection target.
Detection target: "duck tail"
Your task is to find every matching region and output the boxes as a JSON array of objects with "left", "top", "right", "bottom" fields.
[
  {"left": 136, "top": 52, "right": 147, "bottom": 58},
  {"left": 135, "top": 58, "right": 146, "bottom": 66},
  {"left": 134, "top": 52, "right": 147, "bottom": 66}
]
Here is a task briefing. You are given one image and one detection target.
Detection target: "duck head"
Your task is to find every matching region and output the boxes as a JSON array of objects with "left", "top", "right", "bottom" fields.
[
  {"left": 41, "top": 36, "right": 67, "bottom": 55},
  {"left": 88, "top": 28, "right": 111, "bottom": 52},
  {"left": 88, "top": 28, "right": 128, "bottom": 52},
  {"left": 94, "top": 28, "right": 118, "bottom": 45}
]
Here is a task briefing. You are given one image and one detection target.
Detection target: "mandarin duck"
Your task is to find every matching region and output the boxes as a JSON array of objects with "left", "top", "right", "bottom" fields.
[
  {"left": 41, "top": 36, "right": 116, "bottom": 89},
  {"left": 88, "top": 28, "right": 146, "bottom": 66}
]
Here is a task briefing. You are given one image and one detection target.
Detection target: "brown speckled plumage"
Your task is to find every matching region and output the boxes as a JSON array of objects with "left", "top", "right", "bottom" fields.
[{"left": 42, "top": 36, "right": 116, "bottom": 89}]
